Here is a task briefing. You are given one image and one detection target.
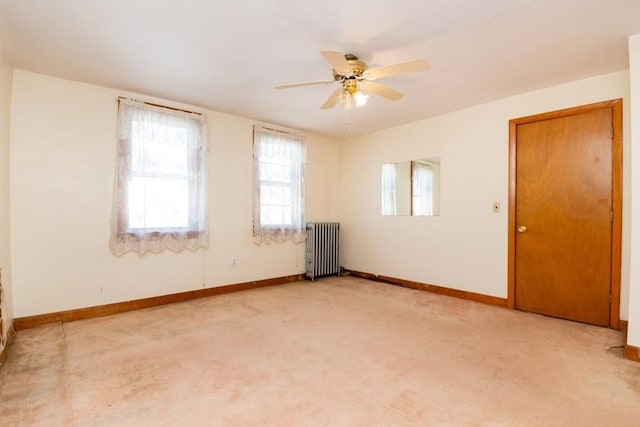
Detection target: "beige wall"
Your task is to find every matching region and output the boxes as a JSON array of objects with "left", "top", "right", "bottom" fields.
[
  {"left": 0, "top": 36, "right": 13, "bottom": 343},
  {"left": 9, "top": 70, "right": 340, "bottom": 317},
  {"left": 627, "top": 35, "right": 640, "bottom": 347},
  {"left": 7, "top": 62, "right": 639, "bottom": 339},
  {"left": 340, "top": 71, "right": 632, "bottom": 320}
]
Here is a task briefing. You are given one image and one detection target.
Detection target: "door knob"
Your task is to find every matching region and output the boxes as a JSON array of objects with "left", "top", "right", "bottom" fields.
[{"left": 517, "top": 226, "right": 527, "bottom": 233}]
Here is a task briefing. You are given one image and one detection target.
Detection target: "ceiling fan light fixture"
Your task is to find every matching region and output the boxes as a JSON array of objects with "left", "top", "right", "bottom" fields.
[
  {"left": 354, "top": 90, "right": 369, "bottom": 108},
  {"left": 341, "top": 89, "right": 368, "bottom": 109},
  {"left": 340, "top": 79, "right": 368, "bottom": 109}
]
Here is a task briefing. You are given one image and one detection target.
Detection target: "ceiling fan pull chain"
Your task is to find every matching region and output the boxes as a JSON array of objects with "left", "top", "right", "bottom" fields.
[{"left": 345, "top": 107, "right": 350, "bottom": 131}]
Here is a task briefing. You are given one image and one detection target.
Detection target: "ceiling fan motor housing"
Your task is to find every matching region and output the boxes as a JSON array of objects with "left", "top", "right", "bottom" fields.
[
  {"left": 332, "top": 54, "right": 368, "bottom": 81},
  {"left": 343, "top": 79, "right": 358, "bottom": 95}
]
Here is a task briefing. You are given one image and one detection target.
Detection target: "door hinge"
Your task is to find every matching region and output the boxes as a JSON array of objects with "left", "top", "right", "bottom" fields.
[
  {"left": 611, "top": 211, "right": 614, "bottom": 222},
  {"left": 609, "top": 294, "right": 613, "bottom": 302}
]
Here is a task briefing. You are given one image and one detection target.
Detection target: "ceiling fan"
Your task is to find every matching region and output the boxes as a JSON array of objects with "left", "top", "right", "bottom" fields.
[{"left": 275, "top": 51, "right": 429, "bottom": 110}]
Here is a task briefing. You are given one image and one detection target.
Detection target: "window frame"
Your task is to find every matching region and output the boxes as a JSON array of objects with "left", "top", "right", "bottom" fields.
[{"left": 118, "top": 122, "right": 200, "bottom": 236}]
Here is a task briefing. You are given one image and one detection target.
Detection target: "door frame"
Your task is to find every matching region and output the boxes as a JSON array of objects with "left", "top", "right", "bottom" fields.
[{"left": 507, "top": 99, "right": 623, "bottom": 329}]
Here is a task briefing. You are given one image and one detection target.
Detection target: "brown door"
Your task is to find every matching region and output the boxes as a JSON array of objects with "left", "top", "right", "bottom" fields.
[{"left": 509, "top": 100, "right": 622, "bottom": 327}]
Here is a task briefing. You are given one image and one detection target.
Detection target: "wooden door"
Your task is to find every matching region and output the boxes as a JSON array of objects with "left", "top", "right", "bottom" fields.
[{"left": 508, "top": 100, "right": 622, "bottom": 327}]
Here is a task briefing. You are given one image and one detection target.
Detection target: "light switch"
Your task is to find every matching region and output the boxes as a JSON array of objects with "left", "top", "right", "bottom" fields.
[{"left": 492, "top": 202, "right": 500, "bottom": 213}]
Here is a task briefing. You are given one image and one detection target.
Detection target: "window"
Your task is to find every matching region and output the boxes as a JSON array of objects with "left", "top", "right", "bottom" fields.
[
  {"left": 253, "top": 125, "right": 306, "bottom": 244},
  {"left": 110, "top": 99, "right": 208, "bottom": 255}
]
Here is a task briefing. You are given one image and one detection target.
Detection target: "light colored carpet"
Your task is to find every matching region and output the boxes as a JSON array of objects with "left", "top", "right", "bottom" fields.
[{"left": 1, "top": 276, "right": 638, "bottom": 426}]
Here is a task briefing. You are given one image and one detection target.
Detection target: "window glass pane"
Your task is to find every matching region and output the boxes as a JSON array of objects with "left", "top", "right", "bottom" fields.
[
  {"left": 259, "top": 143, "right": 292, "bottom": 167},
  {"left": 128, "top": 177, "right": 189, "bottom": 229},
  {"left": 259, "top": 162, "right": 290, "bottom": 183},
  {"left": 260, "top": 184, "right": 291, "bottom": 205},
  {"left": 131, "top": 120, "right": 189, "bottom": 176},
  {"left": 261, "top": 205, "right": 292, "bottom": 226}
]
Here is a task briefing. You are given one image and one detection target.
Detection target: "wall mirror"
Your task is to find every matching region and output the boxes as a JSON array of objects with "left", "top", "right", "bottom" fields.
[{"left": 381, "top": 156, "right": 441, "bottom": 216}]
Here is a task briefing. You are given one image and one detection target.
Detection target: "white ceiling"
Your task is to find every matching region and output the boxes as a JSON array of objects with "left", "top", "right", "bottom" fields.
[{"left": 1, "top": 0, "right": 639, "bottom": 139}]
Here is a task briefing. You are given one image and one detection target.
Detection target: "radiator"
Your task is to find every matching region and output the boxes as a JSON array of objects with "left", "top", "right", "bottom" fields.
[{"left": 305, "top": 222, "right": 340, "bottom": 281}]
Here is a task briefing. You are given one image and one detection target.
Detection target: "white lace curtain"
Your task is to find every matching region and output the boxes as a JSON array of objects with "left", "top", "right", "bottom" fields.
[
  {"left": 253, "top": 126, "right": 306, "bottom": 244},
  {"left": 110, "top": 99, "right": 208, "bottom": 255}
]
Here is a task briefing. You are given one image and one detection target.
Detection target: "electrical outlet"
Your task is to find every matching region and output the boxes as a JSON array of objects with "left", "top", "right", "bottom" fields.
[{"left": 492, "top": 202, "right": 500, "bottom": 213}]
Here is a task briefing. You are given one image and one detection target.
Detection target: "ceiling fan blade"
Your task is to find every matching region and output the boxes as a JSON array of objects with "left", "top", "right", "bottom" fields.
[
  {"left": 361, "top": 81, "right": 404, "bottom": 101},
  {"left": 321, "top": 50, "right": 351, "bottom": 75},
  {"left": 363, "top": 59, "right": 429, "bottom": 80},
  {"left": 275, "top": 80, "right": 334, "bottom": 89},
  {"left": 321, "top": 87, "right": 344, "bottom": 110}
]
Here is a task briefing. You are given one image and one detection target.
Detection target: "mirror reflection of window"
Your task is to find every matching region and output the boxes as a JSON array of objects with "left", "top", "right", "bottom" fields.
[
  {"left": 381, "top": 157, "right": 440, "bottom": 216},
  {"left": 412, "top": 161, "right": 434, "bottom": 216},
  {"left": 381, "top": 163, "right": 397, "bottom": 215}
]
